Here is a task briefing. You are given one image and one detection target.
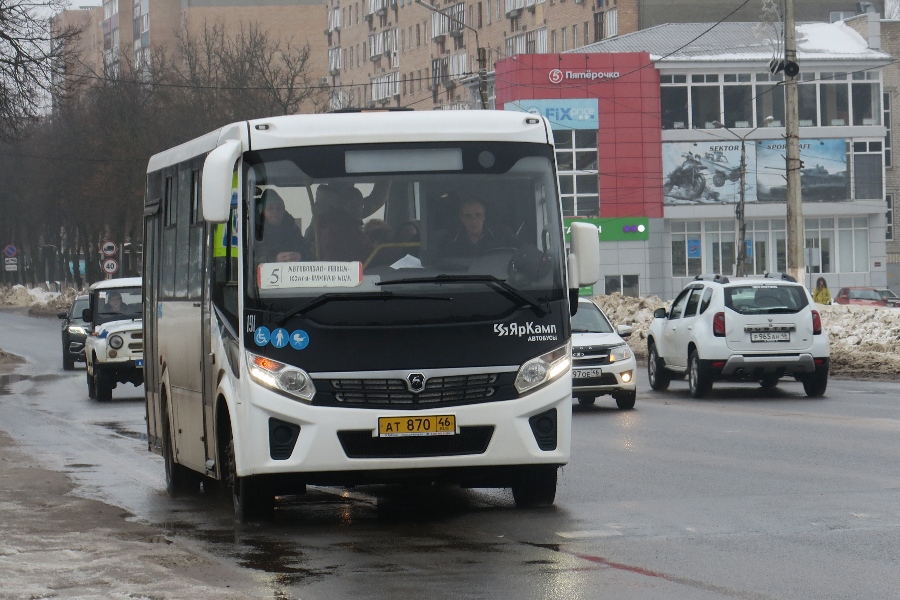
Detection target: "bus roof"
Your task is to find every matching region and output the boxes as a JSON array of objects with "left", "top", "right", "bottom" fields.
[
  {"left": 89, "top": 277, "right": 142, "bottom": 291},
  {"left": 147, "top": 110, "right": 552, "bottom": 173}
]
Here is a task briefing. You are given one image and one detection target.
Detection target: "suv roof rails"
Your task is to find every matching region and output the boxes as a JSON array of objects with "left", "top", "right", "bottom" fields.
[
  {"left": 763, "top": 272, "right": 797, "bottom": 282},
  {"left": 694, "top": 274, "right": 730, "bottom": 284}
]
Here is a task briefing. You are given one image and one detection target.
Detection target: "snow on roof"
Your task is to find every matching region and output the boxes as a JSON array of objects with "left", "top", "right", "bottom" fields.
[{"left": 573, "top": 21, "right": 891, "bottom": 64}]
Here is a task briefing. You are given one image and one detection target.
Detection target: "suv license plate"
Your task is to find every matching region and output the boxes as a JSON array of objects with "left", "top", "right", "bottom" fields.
[
  {"left": 750, "top": 332, "right": 790, "bottom": 342},
  {"left": 378, "top": 415, "right": 456, "bottom": 437},
  {"left": 574, "top": 368, "right": 603, "bottom": 378}
]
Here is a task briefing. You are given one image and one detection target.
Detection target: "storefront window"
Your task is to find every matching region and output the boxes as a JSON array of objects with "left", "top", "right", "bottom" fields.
[
  {"left": 851, "top": 77, "right": 880, "bottom": 126},
  {"left": 798, "top": 76, "right": 817, "bottom": 126},
  {"left": 755, "top": 73, "right": 784, "bottom": 127},
  {"left": 853, "top": 140, "right": 883, "bottom": 200},
  {"left": 554, "top": 129, "right": 598, "bottom": 217},
  {"left": 837, "top": 217, "right": 869, "bottom": 272},
  {"left": 820, "top": 73, "right": 850, "bottom": 126},
  {"left": 723, "top": 74, "right": 752, "bottom": 128},
  {"left": 691, "top": 84, "right": 720, "bottom": 129},
  {"left": 671, "top": 221, "right": 702, "bottom": 276},
  {"left": 704, "top": 220, "right": 735, "bottom": 275},
  {"left": 661, "top": 86, "right": 688, "bottom": 130}
]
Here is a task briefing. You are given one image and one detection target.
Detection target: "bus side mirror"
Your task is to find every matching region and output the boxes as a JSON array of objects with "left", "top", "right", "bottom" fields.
[
  {"left": 82, "top": 308, "right": 92, "bottom": 322},
  {"left": 201, "top": 139, "right": 243, "bottom": 223},
  {"left": 568, "top": 222, "right": 600, "bottom": 288}
]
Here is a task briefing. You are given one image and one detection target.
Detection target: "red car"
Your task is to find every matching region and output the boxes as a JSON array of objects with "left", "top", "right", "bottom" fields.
[{"left": 833, "top": 287, "right": 900, "bottom": 307}]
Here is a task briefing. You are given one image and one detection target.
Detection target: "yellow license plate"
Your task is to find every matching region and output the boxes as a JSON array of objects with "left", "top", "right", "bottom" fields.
[{"left": 378, "top": 415, "right": 456, "bottom": 437}]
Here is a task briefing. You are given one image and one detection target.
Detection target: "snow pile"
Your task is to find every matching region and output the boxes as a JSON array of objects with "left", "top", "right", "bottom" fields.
[
  {"left": 595, "top": 293, "right": 900, "bottom": 380},
  {"left": 0, "top": 285, "right": 81, "bottom": 316}
]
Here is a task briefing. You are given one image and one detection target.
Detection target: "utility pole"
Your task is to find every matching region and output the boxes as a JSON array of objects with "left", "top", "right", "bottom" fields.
[
  {"left": 415, "top": 0, "right": 488, "bottom": 109},
  {"left": 784, "top": 0, "right": 805, "bottom": 283}
]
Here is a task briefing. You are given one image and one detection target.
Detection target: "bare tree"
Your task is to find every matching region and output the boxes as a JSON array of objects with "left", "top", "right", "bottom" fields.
[{"left": 0, "top": 0, "right": 84, "bottom": 141}]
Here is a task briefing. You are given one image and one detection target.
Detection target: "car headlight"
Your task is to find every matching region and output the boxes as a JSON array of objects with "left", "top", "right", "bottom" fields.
[
  {"left": 108, "top": 335, "right": 124, "bottom": 349},
  {"left": 68, "top": 326, "right": 87, "bottom": 335},
  {"left": 246, "top": 351, "right": 316, "bottom": 403},
  {"left": 514, "top": 342, "right": 571, "bottom": 394},
  {"left": 609, "top": 344, "right": 632, "bottom": 363}
]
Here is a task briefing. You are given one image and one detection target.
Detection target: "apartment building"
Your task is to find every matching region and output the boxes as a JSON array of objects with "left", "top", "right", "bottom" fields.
[
  {"left": 51, "top": 6, "right": 105, "bottom": 88},
  {"left": 325, "top": 0, "right": 883, "bottom": 111},
  {"left": 89, "top": 0, "right": 327, "bottom": 84}
]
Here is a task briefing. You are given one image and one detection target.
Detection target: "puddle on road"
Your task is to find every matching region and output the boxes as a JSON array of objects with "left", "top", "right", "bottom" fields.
[
  {"left": 97, "top": 421, "right": 148, "bottom": 442},
  {"left": 0, "top": 373, "right": 30, "bottom": 395},
  {"left": 0, "top": 373, "right": 69, "bottom": 395}
]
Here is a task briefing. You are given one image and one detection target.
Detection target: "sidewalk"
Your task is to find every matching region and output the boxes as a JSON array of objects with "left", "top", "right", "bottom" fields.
[{"left": 0, "top": 361, "right": 263, "bottom": 600}]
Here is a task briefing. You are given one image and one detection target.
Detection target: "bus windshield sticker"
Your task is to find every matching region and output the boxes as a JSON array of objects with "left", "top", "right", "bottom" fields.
[{"left": 258, "top": 261, "right": 363, "bottom": 289}]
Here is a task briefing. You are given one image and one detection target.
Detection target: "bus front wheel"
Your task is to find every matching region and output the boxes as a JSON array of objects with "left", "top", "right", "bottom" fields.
[
  {"left": 511, "top": 466, "right": 557, "bottom": 508},
  {"left": 225, "top": 434, "right": 274, "bottom": 523}
]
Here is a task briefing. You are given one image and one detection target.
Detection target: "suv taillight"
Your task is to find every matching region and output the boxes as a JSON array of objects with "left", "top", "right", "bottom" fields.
[
  {"left": 812, "top": 310, "right": 822, "bottom": 335},
  {"left": 713, "top": 311, "right": 726, "bottom": 337}
]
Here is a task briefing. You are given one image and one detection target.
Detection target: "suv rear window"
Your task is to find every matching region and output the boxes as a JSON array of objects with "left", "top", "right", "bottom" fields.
[{"left": 724, "top": 284, "right": 809, "bottom": 315}]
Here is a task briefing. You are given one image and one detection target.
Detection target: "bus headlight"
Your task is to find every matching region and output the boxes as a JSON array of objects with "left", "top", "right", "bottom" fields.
[
  {"left": 609, "top": 344, "right": 632, "bottom": 363},
  {"left": 514, "top": 342, "right": 571, "bottom": 394},
  {"left": 108, "top": 335, "right": 124, "bottom": 349},
  {"left": 247, "top": 351, "right": 316, "bottom": 403}
]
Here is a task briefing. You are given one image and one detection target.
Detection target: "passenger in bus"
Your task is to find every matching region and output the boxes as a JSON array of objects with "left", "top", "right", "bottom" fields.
[
  {"left": 308, "top": 184, "right": 375, "bottom": 262},
  {"left": 306, "top": 182, "right": 391, "bottom": 260},
  {"left": 255, "top": 189, "right": 308, "bottom": 263},
  {"left": 442, "top": 198, "right": 514, "bottom": 257}
]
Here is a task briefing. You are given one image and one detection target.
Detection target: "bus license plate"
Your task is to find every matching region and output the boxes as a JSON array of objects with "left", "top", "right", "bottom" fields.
[
  {"left": 573, "top": 368, "right": 602, "bottom": 378},
  {"left": 750, "top": 332, "right": 790, "bottom": 342},
  {"left": 135, "top": 359, "right": 144, "bottom": 367},
  {"left": 378, "top": 415, "right": 456, "bottom": 437}
]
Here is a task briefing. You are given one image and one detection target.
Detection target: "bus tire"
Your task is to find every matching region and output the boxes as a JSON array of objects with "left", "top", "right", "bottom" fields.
[
  {"left": 225, "top": 433, "right": 274, "bottom": 523},
  {"left": 511, "top": 466, "right": 557, "bottom": 508},
  {"left": 162, "top": 403, "right": 197, "bottom": 497}
]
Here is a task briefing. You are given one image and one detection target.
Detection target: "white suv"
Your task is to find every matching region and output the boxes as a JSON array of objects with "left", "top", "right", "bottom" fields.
[
  {"left": 84, "top": 277, "right": 144, "bottom": 401},
  {"left": 647, "top": 273, "right": 830, "bottom": 398}
]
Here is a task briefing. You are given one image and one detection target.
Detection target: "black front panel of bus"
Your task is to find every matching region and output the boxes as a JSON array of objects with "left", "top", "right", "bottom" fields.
[{"left": 244, "top": 298, "right": 570, "bottom": 374}]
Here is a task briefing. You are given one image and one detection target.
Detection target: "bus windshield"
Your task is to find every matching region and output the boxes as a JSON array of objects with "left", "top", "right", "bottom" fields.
[{"left": 243, "top": 141, "right": 566, "bottom": 323}]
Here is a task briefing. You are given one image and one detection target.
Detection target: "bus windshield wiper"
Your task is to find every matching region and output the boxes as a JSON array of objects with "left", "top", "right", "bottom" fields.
[
  {"left": 274, "top": 291, "right": 449, "bottom": 326},
  {"left": 376, "top": 274, "right": 549, "bottom": 317}
]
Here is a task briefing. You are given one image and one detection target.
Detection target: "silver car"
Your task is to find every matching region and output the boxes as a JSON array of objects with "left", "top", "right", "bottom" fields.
[{"left": 571, "top": 298, "right": 637, "bottom": 409}]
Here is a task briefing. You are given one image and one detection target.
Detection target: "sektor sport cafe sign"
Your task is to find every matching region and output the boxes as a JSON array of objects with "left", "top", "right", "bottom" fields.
[{"left": 549, "top": 69, "right": 620, "bottom": 84}]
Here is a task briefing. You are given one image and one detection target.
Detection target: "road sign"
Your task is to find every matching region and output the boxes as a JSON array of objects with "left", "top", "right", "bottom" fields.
[
  {"left": 3, "top": 245, "right": 16, "bottom": 258},
  {"left": 101, "top": 241, "right": 118, "bottom": 256},
  {"left": 4, "top": 256, "right": 16, "bottom": 271},
  {"left": 102, "top": 258, "right": 119, "bottom": 274}
]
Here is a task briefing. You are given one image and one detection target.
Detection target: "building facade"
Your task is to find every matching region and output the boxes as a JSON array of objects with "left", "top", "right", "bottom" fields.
[
  {"left": 496, "top": 20, "right": 892, "bottom": 299},
  {"left": 326, "top": 0, "right": 883, "bottom": 111},
  {"left": 847, "top": 12, "right": 900, "bottom": 292}
]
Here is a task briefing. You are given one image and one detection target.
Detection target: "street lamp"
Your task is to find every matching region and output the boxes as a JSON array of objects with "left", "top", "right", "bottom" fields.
[
  {"left": 415, "top": 0, "right": 488, "bottom": 109},
  {"left": 712, "top": 116, "right": 774, "bottom": 277}
]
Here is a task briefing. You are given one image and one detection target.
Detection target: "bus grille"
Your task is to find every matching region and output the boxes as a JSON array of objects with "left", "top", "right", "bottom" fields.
[
  {"left": 331, "top": 374, "right": 500, "bottom": 406},
  {"left": 337, "top": 426, "right": 494, "bottom": 458}
]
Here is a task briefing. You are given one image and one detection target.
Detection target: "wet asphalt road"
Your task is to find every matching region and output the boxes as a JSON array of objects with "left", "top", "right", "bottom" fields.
[{"left": 1, "top": 309, "right": 899, "bottom": 599}]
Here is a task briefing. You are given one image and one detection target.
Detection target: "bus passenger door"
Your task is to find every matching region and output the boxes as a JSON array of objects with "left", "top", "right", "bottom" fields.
[{"left": 164, "top": 165, "right": 207, "bottom": 473}]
